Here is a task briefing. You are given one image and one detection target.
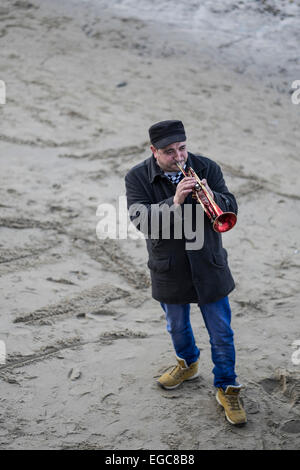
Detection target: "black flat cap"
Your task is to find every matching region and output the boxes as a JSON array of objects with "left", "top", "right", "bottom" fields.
[{"left": 149, "top": 120, "right": 186, "bottom": 149}]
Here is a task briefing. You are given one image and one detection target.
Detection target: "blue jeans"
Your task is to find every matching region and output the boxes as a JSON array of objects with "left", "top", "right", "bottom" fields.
[{"left": 160, "top": 296, "right": 238, "bottom": 390}]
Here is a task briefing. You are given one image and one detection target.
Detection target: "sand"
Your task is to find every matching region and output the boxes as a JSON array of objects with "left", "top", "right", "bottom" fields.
[{"left": 0, "top": 0, "right": 300, "bottom": 450}]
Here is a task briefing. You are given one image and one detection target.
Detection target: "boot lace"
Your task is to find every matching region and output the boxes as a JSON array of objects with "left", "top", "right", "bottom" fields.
[
  {"left": 169, "top": 365, "right": 186, "bottom": 378},
  {"left": 225, "top": 394, "right": 242, "bottom": 411}
]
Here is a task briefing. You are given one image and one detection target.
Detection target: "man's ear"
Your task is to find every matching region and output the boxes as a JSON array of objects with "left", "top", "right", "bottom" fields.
[{"left": 150, "top": 145, "right": 157, "bottom": 157}]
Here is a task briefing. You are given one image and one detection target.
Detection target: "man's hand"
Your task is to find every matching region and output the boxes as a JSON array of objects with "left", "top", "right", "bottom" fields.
[
  {"left": 197, "top": 178, "right": 214, "bottom": 205},
  {"left": 173, "top": 177, "right": 214, "bottom": 206},
  {"left": 173, "top": 177, "right": 196, "bottom": 206}
]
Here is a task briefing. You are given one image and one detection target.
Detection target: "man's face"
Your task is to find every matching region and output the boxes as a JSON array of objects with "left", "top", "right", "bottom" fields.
[{"left": 151, "top": 141, "right": 188, "bottom": 172}]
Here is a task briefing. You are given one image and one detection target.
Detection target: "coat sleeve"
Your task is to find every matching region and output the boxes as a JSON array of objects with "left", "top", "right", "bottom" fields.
[
  {"left": 207, "top": 161, "right": 238, "bottom": 215},
  {"left": 125, "top": 169, "right": 182, "bottom": 237}
]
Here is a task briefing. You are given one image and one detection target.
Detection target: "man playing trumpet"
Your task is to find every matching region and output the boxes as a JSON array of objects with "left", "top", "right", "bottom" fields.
[{"left": 125, "top": 120, "right": 246, "bottom": 425}]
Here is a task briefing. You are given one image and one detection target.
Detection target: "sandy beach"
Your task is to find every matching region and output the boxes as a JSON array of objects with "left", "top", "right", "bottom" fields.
[{"left": 0, "top": 0, "right": 300, "bottom": 450}]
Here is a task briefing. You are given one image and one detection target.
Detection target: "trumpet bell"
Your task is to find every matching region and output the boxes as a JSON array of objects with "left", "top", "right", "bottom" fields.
[
  {"left": 213, "top": 212, "right": 237, "bottom": 233},
  {"left": 175, "top": 162, "right": 237, "bottom": 233}
]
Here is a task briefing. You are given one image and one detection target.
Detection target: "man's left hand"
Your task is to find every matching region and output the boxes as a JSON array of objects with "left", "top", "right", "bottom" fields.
[{"left": 197, "top": 179, "right": 214, "bottom": 204}]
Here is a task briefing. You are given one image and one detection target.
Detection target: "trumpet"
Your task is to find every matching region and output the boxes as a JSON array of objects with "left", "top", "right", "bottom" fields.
[{"left": 176, "top": 162, "right": 237, "bottom": 233}]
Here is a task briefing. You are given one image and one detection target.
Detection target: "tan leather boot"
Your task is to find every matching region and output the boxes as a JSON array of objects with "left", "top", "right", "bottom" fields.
[
  {"left": 157, "top": 357, "right": 200, "bottom": 390},
  {"left": 216, "top": 385, "right": 247, "bottom": 425}
]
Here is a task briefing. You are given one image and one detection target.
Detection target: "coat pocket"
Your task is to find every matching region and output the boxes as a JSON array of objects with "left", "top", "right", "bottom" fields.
[
  {"left": 210, "top": 249, "right": 227, "bottom": 269},
  {"left": 147, "top": 257, "right": 171, "bottom": 273}
]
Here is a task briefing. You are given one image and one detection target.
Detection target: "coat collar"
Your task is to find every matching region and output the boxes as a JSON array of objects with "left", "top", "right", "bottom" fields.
[{"left": 148, "top": 152, "right": 208, "bottom": 183}]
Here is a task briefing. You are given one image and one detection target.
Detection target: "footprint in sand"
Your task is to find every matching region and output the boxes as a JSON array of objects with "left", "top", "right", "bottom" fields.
[
  {"left": 259, "top": 377, "right": 280, "bottom": 394},
  {"left": 281, "top": 420, "right": 300, "bottom": 434}
]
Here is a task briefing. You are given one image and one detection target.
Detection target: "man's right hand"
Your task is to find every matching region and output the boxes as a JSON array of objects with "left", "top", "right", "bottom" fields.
[{"left": 173, "top": 177, "right": 197, "bottom": 206}]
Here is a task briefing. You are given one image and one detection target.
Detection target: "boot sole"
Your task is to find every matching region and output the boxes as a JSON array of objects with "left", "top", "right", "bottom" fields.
[
  {"left": 216, "top": 393, "right": 247, "bottom": 425},
  {"left": 157, "top": 371, "right": 200, "bottom": 390}
]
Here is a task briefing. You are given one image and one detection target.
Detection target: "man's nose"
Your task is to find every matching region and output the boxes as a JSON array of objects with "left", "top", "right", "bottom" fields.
[{"left": 173, "top": 150, "right": 183, "bottom": 161}]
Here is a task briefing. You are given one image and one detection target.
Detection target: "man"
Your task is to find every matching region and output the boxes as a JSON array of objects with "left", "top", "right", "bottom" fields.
[{"left": 125, "top": 120, "right": 246, "bottom": 425}]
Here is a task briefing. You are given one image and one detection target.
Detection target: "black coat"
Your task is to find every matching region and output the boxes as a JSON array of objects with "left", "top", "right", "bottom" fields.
[{"left": 125, "top": 152, "right": 238, "bottom": 305}]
